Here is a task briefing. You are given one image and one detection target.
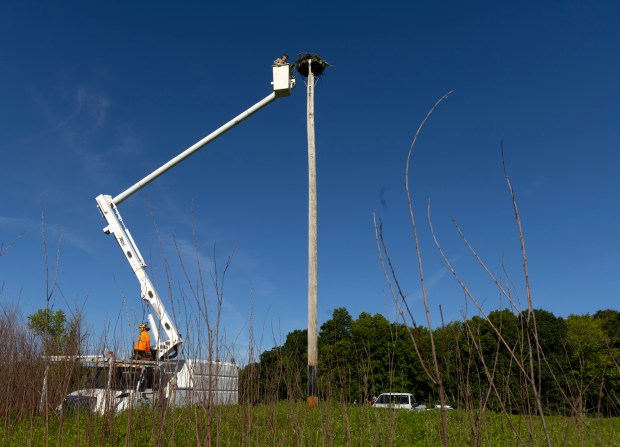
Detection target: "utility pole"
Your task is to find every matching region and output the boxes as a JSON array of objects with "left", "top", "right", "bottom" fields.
[{"left": 294, "top": 53, "right": 328, "bottom": 409}]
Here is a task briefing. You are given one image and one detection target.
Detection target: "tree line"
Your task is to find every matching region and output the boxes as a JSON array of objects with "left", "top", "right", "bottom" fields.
[{"left": 240, "top": 307, "right": 620, "bottom": 416}]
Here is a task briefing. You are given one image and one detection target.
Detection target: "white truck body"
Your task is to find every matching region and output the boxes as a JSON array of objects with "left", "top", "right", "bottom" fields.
[{"left": 56, "top": 356, "right": 238, "bottom": 414}]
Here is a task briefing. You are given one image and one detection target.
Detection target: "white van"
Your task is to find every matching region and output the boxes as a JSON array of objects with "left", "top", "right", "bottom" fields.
[{"left": 373, "top": 393, "right": 426, "bottom": 411}]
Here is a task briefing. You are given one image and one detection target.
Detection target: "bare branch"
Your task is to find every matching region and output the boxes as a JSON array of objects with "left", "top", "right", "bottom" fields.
[{"left": 0, "top": 231, "right": 24, "bottom": 257}]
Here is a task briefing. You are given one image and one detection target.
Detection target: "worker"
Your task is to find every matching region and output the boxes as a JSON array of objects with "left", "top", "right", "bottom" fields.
[
  {"left": 273, "top": 53, "right": 289, "bottom": 66},
  {"left": 133, "top": 323, "right": 153, "bottom": 360}
]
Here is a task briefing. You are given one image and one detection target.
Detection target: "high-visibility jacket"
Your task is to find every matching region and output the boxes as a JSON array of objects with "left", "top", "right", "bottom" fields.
[{"left": 134, "top": 331, "right": 151, "bottom": 351}]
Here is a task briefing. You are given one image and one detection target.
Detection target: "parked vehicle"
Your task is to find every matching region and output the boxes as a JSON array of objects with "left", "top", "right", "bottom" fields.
[
  {"left": 434, "top": 401, "right": 454, "bottom": 410},
  {"left": 373, "top": 393, "right": 426, "bottom": 411},
  {"left": 52, "top": 356, "right": 238, "bottom": 414}
]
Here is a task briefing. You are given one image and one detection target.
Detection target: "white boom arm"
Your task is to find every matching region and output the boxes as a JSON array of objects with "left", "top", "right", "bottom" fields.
[
  {"left": 96, "top": 193, "right": 182, "bottom": 358},
  {"left": 97, "top": 66, "right": 294, "bottom": 359}
]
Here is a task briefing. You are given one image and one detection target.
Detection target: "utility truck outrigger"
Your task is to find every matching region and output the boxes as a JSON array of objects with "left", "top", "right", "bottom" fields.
[{"left": 48, "top": 64, "right": 295, "bottom": 414}]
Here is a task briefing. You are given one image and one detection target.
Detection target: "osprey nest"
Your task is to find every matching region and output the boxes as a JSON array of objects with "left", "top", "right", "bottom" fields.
[{"left": 293, "top": 53, "right": 329, "bottom": 78}]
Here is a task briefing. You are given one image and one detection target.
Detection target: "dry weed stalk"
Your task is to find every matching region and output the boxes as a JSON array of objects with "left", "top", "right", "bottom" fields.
[
  {"left": 0, "top": 231, "right": 24, "bottom": 258},
  {"left": 373, "top": 93, "right": 565, "bottom": 446},
  {"left": 374, "top": 91, "right": 453, "bottom": 446},
  {"left": 171, "top": 201, "right": 237, "bottom": 446},
  {"left": 429, "top": 196, "right": 553, "bottom": 444},
  {"left": 419, "top": 145, "right": 553, "bottom": 444}
]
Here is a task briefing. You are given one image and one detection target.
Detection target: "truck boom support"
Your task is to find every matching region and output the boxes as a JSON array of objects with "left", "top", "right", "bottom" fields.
[
  {"left": 96, "top": 194, "right": 181, "bottom": 358},
  {"left": 97, "top": 65, "right": 294, "bottom": 359}
]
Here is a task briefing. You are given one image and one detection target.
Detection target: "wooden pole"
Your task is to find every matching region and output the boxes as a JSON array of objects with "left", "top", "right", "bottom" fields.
[{"left": 306, "top": 59, "right": 318, "bottom": 409}]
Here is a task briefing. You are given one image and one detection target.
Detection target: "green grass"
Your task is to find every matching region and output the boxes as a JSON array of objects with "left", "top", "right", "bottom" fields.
[{"left": 2, "top": 402, "right": 619, "bottom": 446}]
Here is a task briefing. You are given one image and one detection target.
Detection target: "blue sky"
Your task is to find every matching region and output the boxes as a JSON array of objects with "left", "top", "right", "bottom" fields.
[{"left": 1, "top": 2, "right": 619, "bottom": 360}]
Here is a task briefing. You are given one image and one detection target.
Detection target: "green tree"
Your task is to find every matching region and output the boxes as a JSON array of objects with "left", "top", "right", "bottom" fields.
[
  {"left": 434, "top": 321, "right": 467, "bottom": 405},
  {"left": 242, "top": 306, "right": 620, "bottom": 414},
  {"left": 27, "top": 308, "right": 80, "bottom": 355},
  {"left": 240, "top": 329, "right": 309, "bottom": 403},
  {"left": 351, "top": 312, "right": 395, "bottom": 400},
  {"left": 319, "top": 308, "right": 355, "bottom": 400},
  {"left": 392, "top": 322, "right": 432, "bottom": 401},
  {"left": 255, "top": 345, "right": 286, "bottom": 401},
  {"left": 565, "top": 314, "right": 611, "bottom": 413},
  {"left": 593, "top": 309, "right": 620, "bottom": 349},
  {"left": 320, "top": 308, "right": 353, "bottom": 345},
  {"left": 527, "top": 309, "right": 567, "bottom": 414},
  {"left": 531, "top": 309, "right": 567, "bottom": 355},
  {"left": 282, "top": 329, "right": 308, "bottom": 400},
  {"left": 465, "top": 310, "right": 523, "bottom": 412}
]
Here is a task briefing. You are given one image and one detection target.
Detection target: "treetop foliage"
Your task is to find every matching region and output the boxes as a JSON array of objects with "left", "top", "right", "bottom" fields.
[
  {"left": 27, "top": 308, "right": 81, "bottom": 356},
  {"left": 243, "top": 307, "right": 620, "bottom": 416}
]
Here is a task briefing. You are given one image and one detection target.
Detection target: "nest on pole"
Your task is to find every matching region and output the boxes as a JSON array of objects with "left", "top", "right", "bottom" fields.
[{"left": 293, "top": 53, "right": 329, "bottom": 78}]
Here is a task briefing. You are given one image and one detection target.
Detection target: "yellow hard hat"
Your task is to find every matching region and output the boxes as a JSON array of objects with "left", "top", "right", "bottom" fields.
[{"left": 139, "top": 323, "right": 149, "bottom": 331}]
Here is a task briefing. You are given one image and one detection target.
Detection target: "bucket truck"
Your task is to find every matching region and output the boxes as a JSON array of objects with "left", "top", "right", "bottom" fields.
[{"left": 48, "top": 64, "right": 295, "bottom": 414}]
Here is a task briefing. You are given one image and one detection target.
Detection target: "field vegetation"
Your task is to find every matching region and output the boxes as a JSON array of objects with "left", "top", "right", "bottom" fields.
[
  {"left": 247, "top": 307, "right": 620, "bottom": 417},
  {"left": 2, "top": 98, "right": 619, "bottom": 446},
  {"left": 2, "top": 193, "right": 618, "bottom": 447}
]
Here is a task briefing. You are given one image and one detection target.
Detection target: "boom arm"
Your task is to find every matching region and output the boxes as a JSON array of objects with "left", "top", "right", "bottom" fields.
[
  {"left": 115, "top": 65, "right": 295, "bottom": 205},
  {"left": 96, "top": 194, "right": 181, "bottom": 358},
  {"left": 97, "top": 66, "right": 294, "bottom": 359}
]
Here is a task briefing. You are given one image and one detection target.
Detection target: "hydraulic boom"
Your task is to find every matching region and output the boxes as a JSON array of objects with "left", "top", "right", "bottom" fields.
[{"left": 97, "top": 65, "right": 295, "bottom": 359}]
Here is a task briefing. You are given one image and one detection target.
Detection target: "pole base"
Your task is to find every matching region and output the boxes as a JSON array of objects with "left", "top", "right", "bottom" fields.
[{"left": 307, "top": 396, "right": 318, "bottom": 409}]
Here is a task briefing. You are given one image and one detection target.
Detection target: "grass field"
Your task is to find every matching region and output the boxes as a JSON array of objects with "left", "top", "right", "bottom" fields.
[{"left": 2, "top": 402, "right": 619, "bottom": 446}]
